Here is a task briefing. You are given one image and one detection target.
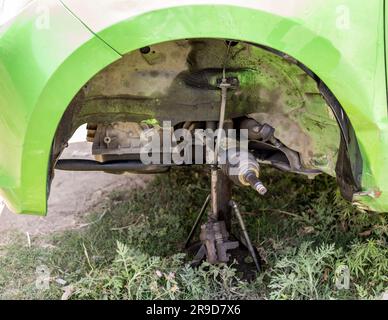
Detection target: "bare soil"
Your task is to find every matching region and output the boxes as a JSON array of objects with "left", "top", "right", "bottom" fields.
[{"left": 0, "top": 142, "right": 152, "bottom": 244}]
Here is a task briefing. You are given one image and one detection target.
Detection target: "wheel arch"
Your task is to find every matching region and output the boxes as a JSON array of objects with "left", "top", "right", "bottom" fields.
[{"left": 6, "top": 3, "right": 372, "bottom": 214}]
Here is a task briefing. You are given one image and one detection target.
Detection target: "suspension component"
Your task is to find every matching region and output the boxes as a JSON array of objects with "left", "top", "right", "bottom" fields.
[
  {"left": 240, "top": 118, "right": 275, "bottom": 142},
  {"left": 221, "top": 149, "right": 268, "bottom": 195}
]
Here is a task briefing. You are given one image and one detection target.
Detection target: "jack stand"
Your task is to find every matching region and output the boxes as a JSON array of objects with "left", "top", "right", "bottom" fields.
[
  {"left": 189, "top": 168, "right": 239, "bottom": 265},
  {"left": 184, "top": 194, "right": 210, "bottom": 249},
  {"left": 203, "top": 168, "right": 239, "bottom": 263},
  {"left": 187, "top": 170, "right": 262, "bottom": 272},
  {"left": 230, "top": 200, "right": 261, "bottom": 272}
]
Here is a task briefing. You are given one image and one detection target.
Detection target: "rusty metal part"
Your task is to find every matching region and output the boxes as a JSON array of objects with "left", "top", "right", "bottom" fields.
[
  {"left": 191, "top": 245, "right": 207, "bottom": 266},
  {"left": 184, "top": 194, "right": 210, "bottom": 249},
  {"left": 203, "top": 158, "right": 236, "bottom": 264},
  {"left": 55, "top": 159, "right": 170, "bottom": 173},
  {"left": 243, "top": 172, "right": 268, "bottom": 196},
  {"left": 210, "top": 169, "right": 233, "bottom": 228},
  {"left": 214, "top": 43, "right": 232, "bottom": 164},
  {"left": 86, "top": 123, "right": 97, "bottom": 142},
  {"left": 230, "top": 201, "right": 261, "bottom": 272},
  {"left": 214, "top": 78, "right": 231, "bottom": 164},
  {"left": 221, "top": 148, "right": 268, "bottom": 195},
  {"left": 239, "top": 117, "right": 321, "bottom": 176},
  {"left": 240, "top": 118, "right": 274, "bottom": 142},
  {"left": 92, "top": 122, "right": 157, "bottom": 156},
  {"left": 200, "top": 221, "right": 239, "bottom": 264}
]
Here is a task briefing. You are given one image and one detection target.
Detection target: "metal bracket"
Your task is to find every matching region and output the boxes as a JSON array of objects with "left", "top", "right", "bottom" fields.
[{"left": 200, "top": 220, "right": 239, "bottom": 263}]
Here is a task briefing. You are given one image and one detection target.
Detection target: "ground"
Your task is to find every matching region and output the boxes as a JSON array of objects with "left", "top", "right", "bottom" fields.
[
  {"left": 0, "top": 143, "right": 387, "bottom": 300},
  {"left": 0, "top": 142, "right": 152, "bottom": 244}
]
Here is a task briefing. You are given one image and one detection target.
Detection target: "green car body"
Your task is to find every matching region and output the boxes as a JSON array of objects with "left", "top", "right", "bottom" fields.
[{"left": 0, "top": 0, "right": 387, "bottom": 215}]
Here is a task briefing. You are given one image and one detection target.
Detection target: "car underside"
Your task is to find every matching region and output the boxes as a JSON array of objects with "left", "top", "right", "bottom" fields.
[{"left": 52, "top": 38, "right": 361, "bottom": 201}]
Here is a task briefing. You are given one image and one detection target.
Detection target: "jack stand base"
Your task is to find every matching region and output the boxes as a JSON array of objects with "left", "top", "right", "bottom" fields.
[
  {"left": 187, "top": 221, "right": 239, "bottom": 266},
  {"left": 195, "top": 168, "right": 238, "bottom": 265},
  {"left": 187, "top": 197, "right": 262, "bottom": 273},
  {"left": 188, "top": 238, "right": 261, "bottom": 281},
  {"left": 200, "top": 221, "right": 239, "bottom": 264},
  {"left": 190, "top": 244, "right": 206, "bottom": 267}
]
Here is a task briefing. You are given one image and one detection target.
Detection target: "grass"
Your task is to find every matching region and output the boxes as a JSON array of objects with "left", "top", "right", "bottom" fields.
[{"left": 0, "top": 168, "right": 387, "bottom": 300}]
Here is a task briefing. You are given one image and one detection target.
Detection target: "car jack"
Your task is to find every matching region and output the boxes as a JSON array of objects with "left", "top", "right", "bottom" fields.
[{"left": 185, "top": 168, "right": 263, "bottom": 272}]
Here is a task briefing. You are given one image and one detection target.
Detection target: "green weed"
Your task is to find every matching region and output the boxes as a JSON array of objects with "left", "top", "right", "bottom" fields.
[{"left": 0, "top": 168, "right": 386, "bottom": 300}]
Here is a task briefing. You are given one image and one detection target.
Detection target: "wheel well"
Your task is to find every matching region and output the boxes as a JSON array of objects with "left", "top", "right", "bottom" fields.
[{"left": 51, "top": 38, "right": 362, "bottom": 200}]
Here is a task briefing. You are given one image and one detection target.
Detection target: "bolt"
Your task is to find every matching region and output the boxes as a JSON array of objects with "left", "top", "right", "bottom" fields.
[
  {"left": 140, "top": 46, "right": 151, "bottom": 54},
  {"left": 254, "top": 181, "right": 267, "bottom": 195},
  {"left": 225, "top": 40, "right": 239, "bottom": 47},
  {"left": 252, "top": 126, "right": 261, "bottom": 134}
]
